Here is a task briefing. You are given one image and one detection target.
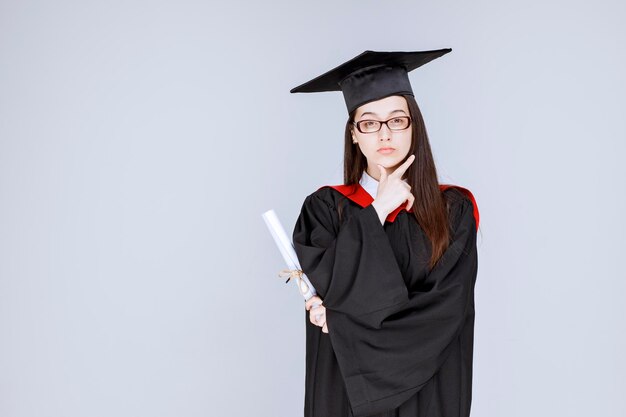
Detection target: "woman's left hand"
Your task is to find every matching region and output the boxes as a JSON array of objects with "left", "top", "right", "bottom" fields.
[{"left": 305, "top": 295, "right": 328, "bottom": 333}]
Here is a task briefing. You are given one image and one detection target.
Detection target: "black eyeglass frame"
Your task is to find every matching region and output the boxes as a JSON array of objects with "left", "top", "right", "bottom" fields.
[{"left": 352, "top": 116, "right": 412, "bottom": 134}]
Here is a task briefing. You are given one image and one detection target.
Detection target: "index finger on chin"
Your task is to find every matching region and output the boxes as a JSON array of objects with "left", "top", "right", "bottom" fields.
[{"left": 391, "top": 154, "right": 415, "bottom": 178}]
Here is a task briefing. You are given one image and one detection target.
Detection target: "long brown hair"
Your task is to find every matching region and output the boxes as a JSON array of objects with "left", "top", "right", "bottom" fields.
[{"left": 343, "top": 94, "right": 451, "bottom": 270}]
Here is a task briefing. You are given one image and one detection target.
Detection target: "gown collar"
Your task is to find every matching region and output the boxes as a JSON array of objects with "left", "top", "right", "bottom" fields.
[
  {"left": 316, "top": 173, "right": 480, "bottom": 229},
  {"left": 318, "top": 170, "right": 412, "bottom": 223}
]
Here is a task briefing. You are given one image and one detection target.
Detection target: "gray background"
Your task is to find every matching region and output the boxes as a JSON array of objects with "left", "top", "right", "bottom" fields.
[{"left": 1, "top": 1, "right": 624, "bottom": 416}]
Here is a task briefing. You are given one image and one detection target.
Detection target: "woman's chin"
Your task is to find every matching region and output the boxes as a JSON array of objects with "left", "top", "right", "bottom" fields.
[{"left": 376, "top": 157, "right": 403, "bottom": 169}]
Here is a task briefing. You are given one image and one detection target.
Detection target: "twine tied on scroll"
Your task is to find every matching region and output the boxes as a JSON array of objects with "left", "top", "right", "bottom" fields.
[{"left": 278, "top": 268, "right": 311, "bottom": 297}]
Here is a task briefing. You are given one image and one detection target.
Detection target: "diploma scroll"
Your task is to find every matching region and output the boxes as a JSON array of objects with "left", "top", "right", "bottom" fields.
[{"left": 262, "top": 209, "right": 322, "bottom": 319}]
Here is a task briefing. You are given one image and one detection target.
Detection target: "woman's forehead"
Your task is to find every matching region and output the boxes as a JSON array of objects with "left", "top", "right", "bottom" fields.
[{"left": 356, "top": 95, "right": 409, "bottom": 118}]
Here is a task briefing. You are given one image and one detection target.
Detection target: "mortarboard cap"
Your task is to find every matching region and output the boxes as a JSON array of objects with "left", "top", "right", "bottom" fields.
[{"left": 290, "top": 48, "right": 452, "bottom": 113}]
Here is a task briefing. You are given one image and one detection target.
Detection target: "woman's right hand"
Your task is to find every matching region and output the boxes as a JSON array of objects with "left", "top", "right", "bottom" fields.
[
  {"left": 305, "top": 295, "right": 328, "bottom": 333},
  {"left": 371, "top": 154, "right": 415, "bottom": 222}
]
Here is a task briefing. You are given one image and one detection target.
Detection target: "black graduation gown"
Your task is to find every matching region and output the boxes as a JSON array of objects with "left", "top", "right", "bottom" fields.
[{"left": 292, "top": 183, "right": 479, "bottom": 417}]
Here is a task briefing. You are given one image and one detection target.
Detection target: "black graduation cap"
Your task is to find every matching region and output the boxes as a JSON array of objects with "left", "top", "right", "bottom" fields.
[{"left": 290, "top": 48, "right": 452, "bottom": 113}]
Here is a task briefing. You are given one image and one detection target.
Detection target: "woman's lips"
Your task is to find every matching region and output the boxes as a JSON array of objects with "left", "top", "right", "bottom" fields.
[{"left": 377, "top": 147, "right": 395, "bottom": 155}]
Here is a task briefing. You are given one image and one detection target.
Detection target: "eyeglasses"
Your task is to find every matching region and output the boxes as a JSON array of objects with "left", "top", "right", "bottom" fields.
[{"left": 352, "top": 116, "right": 412, "bottom": 133}]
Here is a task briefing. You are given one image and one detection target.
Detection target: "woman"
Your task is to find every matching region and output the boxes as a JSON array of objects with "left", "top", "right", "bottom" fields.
[{"left": 290, "top": 50, "right": 480, "bottom": 417}]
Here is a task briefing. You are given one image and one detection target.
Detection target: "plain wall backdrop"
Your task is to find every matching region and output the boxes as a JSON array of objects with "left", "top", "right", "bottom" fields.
[{"left": 1, "top": 1, "right": 624, "bottom": 416}]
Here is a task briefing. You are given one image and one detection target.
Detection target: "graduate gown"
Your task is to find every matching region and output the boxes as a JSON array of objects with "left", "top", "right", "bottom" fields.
[{"left": 292, "top": 176, "right": 479, "bottom": 417}]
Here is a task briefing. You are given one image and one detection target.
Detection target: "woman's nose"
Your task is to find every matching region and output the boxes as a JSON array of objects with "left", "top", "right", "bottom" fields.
[{"left": 378, "top": 123, "right": 392, "bottom": 140}]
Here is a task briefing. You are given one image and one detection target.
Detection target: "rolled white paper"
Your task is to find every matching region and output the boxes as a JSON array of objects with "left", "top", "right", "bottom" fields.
[{"left": 262, "top": 209, "right": 322, "bottom": 318}]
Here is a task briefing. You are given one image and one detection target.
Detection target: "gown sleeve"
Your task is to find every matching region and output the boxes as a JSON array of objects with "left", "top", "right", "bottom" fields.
[
  {"left": 292, "top": 188, "right": 478, "bottom": 417},
  {"left": 293, "top": 190, "right": 410, "bottom": 326}
]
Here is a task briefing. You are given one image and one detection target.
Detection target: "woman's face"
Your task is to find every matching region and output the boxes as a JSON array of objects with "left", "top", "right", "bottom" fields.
[{"left": 351, "top": 95, "right": 412, "bottom": 179}]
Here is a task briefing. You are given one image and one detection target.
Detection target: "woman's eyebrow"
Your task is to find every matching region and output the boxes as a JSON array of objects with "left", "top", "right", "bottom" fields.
[{"left": 359, "top": 109, "right": 407, "bottom": 118}]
